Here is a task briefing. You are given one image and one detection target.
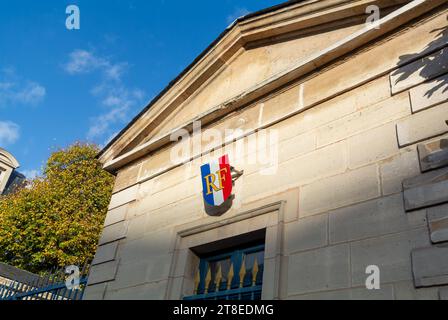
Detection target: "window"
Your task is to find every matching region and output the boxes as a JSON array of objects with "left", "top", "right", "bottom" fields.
[{"left": 184, "top": 243, "right": 264, "bottom": 301}]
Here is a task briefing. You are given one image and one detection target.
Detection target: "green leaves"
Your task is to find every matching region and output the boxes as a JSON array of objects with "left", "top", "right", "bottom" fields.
[{"left": 0, "top": 142, "right": 114, "bottom": 274}]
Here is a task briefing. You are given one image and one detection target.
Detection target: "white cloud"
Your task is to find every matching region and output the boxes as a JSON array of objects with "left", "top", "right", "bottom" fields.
[
  {"left": 0, "top": 121, "right": 20, "bottom": 146},
  {"left": 105, "top": 62, "right": 128, "bottom": 81},
  {"left": 0, "top": 69, "right": 46, "bottom": 106},
  {"left": 13, "top": 82, "right": 46, "bottom": 105},
  {"left": 64, "top": 50, "right": 108, "bottom": 75},
  {"left": 87, "top": 104, "right": 128, "bottom": 139},
  {"left": 0, "top": 82, "right": 14, "bottom": 90},
  {"left": 87, "top": 86, "right": 144, "bottom": 139},
  {"left": 64, "top": 49, "right": 128, "bottom": 82},
  {"left": 21, "top": 169, "right": 40, "bottom": 179},
  {"left": 64, "top": 50, "right": 146, "bottom": 140},
  {"left": 226, "top": 7, "right": 251, "bottom": 25}
]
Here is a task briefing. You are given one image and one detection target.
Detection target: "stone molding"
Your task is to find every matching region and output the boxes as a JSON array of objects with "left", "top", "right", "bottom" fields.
[{"left": 165, "top": 201, "right": 286, "bottom": 300}]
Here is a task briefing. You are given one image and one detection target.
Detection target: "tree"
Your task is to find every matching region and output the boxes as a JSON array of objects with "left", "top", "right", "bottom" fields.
[{"left": 0, "top": 143, "right": 114, "bottom": 274}]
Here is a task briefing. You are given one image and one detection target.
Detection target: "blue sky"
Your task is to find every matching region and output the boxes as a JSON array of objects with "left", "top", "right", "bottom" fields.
[{"left": 0, "top": 0, "right": 282, "bottom": 178}]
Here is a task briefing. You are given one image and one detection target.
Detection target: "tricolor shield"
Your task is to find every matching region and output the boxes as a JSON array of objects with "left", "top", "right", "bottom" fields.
[{"left": 200, "top": 155, "right": 233, "bottom": 206}]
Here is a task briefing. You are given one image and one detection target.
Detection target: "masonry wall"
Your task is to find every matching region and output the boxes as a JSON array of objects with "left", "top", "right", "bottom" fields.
[{"left": 84, "top": 8, "right": 448, "bottom": 300}]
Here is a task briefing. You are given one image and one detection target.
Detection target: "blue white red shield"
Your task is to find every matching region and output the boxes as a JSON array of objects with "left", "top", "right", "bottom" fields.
[{"left": 200, "top": 155, "right": 233, "bottom": 206}]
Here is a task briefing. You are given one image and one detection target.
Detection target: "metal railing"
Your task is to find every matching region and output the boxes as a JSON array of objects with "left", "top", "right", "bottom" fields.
[
  {"left": 184, "top": 244, "right": 264, "bottom": 301},
  {"left": 0, "top": 264, "right": 89, "bottom": 301}
]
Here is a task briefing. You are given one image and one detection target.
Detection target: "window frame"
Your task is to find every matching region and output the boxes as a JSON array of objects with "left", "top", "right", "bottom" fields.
[{"left": 165, "top": 200, "right": 288, "bottom": 300}]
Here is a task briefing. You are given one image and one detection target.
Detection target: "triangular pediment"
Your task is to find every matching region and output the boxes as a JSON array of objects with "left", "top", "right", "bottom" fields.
[
  {"left": 138, "top": 20, "right": 366, "bottom": 146},
  {"left": 99, "top": 0, "right": 444, "bottom": 172}
]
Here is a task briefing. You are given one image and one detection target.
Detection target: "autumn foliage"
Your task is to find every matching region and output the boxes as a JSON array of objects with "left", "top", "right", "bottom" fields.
[{"left": 0, "top": 143, "right": 114, "bottom": 274}]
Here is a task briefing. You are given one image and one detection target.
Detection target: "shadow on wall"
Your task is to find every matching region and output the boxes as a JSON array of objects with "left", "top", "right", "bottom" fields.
[
  {"left": 391, "top": 18, "right": 448, "bottom": 165},
  {"left": 392, "top": 20, "right": 448, "bottom": 98}
]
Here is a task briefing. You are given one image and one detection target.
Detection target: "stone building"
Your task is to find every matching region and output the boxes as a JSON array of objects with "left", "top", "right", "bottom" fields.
[
  {"left": 0, "top": 148, "right": 25, "bottom": 196},
  {"left": 84, "top": 0, "right": 448, "bottom": 300}
]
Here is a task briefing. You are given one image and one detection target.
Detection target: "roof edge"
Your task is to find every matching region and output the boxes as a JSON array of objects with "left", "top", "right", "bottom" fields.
[
  {"left": 97, "top": 0, "right": 309, "bottom": 158},
  {"left": 102, "top": 0, "right": 447, "bottom": 173}
]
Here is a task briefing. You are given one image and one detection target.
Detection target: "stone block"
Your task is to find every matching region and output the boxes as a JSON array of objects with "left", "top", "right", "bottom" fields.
[
  {"left": 277, "top": 131, "right": 316, "bottom": 164},
  {"left": 133, "top": 177, "right": 201, "bottom": 217},
  {"left": 143, "top": 196, "right": 203, "bottom": 234},
  {"left": 300, "top": 165, "right": 380, "bottom": 217},
  {"left": 288, "top": 286, "right": 394, "bottom": 300},
  {"left": 403, "top": 167, "right": 448, "bottom": 211},
  {"left": 348, "top": 122, "right": 398, "bottom": 169},
  {"left": 329, "top": 194, "right": 426, "bottom": 244},
  {"left": 287, "top": 244, "right": 350, "bottom": 296},
  {"left": 108, "top": 185, "right": 139, "bottom": 210},
  {"left": 275, "top": 75, "right": 390, "bottom": 144},
  {"left": 284, "top": 213, "right": 328, "bottom": 254},
  {"left": 349, "top": 286, "right": 395, "bottom": 300},
  {"left": 410, "top": 73, "right": 448, "bottom": 113},
  {"left": 428, "top": 204, "right": 448, "bottom": 244},
  {"left": 380, "top": 149, "right": 420, "bottom": 195},
  {"left": 317, "top": 93, "right": 410, "bottom": 147},
  {"left": 150, "top": 161, "right": 198, "bottom": 195},
  {"left": 87, "top": 260, "right": 119, "bottom": 285},
  {"left": 83, "top": 283, "right": 107, "bottom": 300},
  {"left": 240, "top": 187, "right": 299, "bottom": 223},
  {"left": 403, "top": 166, "right": 448, "bottom": 190},
  {"left": 108, "top": 261, "right": 147, "bottom": 291},
  {"left": 396, "top": 102, "right": 448, "bottom": 147},
  {"left": 104, "top": 280, "right": 168, "bottom": 300},
  {"left": 418, "top": 138, "right": 448, "bottom": 172},
  {"left": 113, "top": 161, "right": 141, "bottom": 193},
  {"left": 412, "top": 246, "right": 448, "bottom": 287},
  {"left": 109, "top": 254, "right": 172, "bottom": 291},
  {"left": 404, "top": 179, "right": 448, "bottom": 211},
  {"left": 440, "top": 287, "right": 448, "bottom": 300},
  {"left": 429, "top": 218, "right": 448, "bottom": 244},
  {"left": 138, "top": 148, "right": 175, "bottom": 182},
  {"left": 104, "top": 204, "right": 128, "bottom": 227},
  {"left": 98, "top": 221, "right": 128, "bottom": 246},
  {"left": 242, "top": 141, "right": 347, "bottom": 202},
  {"left": 390, "top": 47, "right": 448, "bottom": 94},
  {"left": 126, "top": 213, "right": 147, "bottom": 241},
  {"left": 427, "top": 203, "right": 448, "bottom": 221},
  {"left": 118, "top": 229, "right": 175, "bottom": 263},
  {"left": 350, "top": 228, "right": 430, "bottom": 286},
  {"left": 92, "top": 242, "right": 119, "bottom": 266},
  {"left": 392, "top": 281, "right": 439, "bottom": 300}
]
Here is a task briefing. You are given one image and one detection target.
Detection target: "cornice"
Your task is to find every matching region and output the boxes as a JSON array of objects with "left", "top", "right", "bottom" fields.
[
  {"left": 102, "top": 0, "right": 446, "bottom": 173},
  {"left": 99, "top": 0, "right": 411, "bottom": 166}
]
